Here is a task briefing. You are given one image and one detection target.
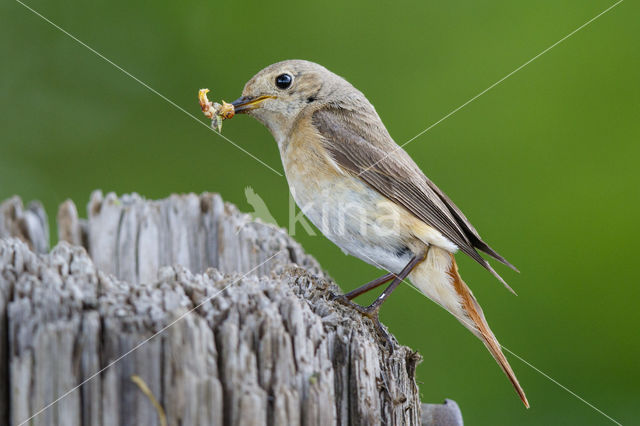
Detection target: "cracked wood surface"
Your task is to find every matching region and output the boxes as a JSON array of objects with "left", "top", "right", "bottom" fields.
[{"left": 0, "top": 192, "right": 463, "bottom": 426}]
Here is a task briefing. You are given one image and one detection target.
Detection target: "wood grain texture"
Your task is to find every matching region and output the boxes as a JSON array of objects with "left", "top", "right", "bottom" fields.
[
  {"left": 0, "top": 192, "right": 463, "bottom": 426},
  {"left": 0, "top": 196, "right": 49, "bottom": 254}
]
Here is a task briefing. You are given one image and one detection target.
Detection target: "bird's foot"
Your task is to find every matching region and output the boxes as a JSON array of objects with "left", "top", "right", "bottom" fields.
[
  {"left": 371, "top": 316, "right": 395, "bottom": 353},
  {"left": 330, "top": 293, "right": 373, "bottom": 316},
  {"left": 329, "top": 293, "right": 394, "bottom": 352}
]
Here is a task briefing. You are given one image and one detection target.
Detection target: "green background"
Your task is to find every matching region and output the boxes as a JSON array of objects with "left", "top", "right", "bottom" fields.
[{"left": 2, "top": 0, "right": 638, "bottom": 424}]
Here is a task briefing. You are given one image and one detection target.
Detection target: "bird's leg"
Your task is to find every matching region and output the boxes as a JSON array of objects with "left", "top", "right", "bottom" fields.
[
  {"left": 342, "top": 273, "right": 395, "bottom": 300},
  {"left": 329, "top": 273, "right": 393, "bottom": 309},
  {"left": 333, "top": 249, "right": 428, "bottom": 348},
  {"left": 365, "top": 250, "right": 427, "bottom": 313}
]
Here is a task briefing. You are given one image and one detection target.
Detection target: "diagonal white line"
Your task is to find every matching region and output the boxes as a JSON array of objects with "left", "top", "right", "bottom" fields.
[
  {"left": 14, "top": 0, "right": 283, "bottom": 177},
  {"left": 18, "top": 250, "right": 284, "bottom": 426},
  {"left": 501, "top": 346, "right": 622, "bottom": 425},
  {"left": 356, "top": 251, "right": 621, "bottom": 425},
  {"left": 358, "top": 0, "right": 624, "bottom": 177}
]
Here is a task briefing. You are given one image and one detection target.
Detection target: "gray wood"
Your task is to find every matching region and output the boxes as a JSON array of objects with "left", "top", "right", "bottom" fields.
[
  {"left": 0, "top": 196, "right": 49, "bottom": 254},
  {"left": 0, "top": 192, "right": 463, "bottom": 426}
]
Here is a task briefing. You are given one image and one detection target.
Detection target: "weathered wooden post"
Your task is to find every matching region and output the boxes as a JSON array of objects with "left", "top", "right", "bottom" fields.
[{"left": 0, "top": 192, "right": 463, "bottom": 425}]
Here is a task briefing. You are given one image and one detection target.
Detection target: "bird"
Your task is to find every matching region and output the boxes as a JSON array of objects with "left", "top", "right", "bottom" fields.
[{"left": 228, "top": 59, "right": 529, "bottom": 407}]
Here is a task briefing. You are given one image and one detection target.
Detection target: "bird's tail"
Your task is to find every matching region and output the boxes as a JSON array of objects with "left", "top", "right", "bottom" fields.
[{"left": 409, "top": 248, "right": 529, "bottom": 408}]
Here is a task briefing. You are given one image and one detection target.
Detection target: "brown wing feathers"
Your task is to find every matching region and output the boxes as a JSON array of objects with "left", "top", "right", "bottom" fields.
[
  {"left": 425, "top": 178, "right": 519, "bottom": 272},
  {"left": 313, "top": 107, "right": 517, "bottom": 291}
]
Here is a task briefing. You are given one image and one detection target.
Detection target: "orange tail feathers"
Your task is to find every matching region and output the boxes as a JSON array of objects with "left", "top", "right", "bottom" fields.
[{"left": 448, "top": 255, "right": 530, "bottom": 408}]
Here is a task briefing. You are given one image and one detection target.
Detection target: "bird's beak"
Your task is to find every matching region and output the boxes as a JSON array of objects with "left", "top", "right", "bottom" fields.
[{"left": 231, "top": 95, "right": 275, "bottom": 114}]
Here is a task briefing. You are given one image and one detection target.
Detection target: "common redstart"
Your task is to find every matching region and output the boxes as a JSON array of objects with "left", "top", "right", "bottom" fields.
[{"left": 227, "top": 59, "right": 528, "bottom": 407}]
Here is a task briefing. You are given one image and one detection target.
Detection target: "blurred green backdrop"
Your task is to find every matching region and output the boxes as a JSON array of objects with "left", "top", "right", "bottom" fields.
[{"left": 2, "top": 0, "right": 638, "bottom": 424}]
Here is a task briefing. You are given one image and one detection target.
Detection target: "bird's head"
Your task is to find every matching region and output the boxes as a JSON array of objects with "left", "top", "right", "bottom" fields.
[{"left": 231, "top": 59, "right": 362, "bottom": 145}]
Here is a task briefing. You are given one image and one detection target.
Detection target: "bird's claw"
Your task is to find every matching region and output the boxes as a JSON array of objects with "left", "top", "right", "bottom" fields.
[
  {"left": 329, "top": 292, "right": 395, "bottom": 352},
  {"left": 328, "top": 291, "right": 346, "bottom": 302},
  {"left": 331, "top": 293, "right": 374, "bottom": 317},
  {"left": 373, "top": 317, "right": 395, "bottom": 354}
]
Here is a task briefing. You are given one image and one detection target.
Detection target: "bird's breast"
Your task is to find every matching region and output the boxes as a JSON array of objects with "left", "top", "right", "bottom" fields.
[{"left": 280, "top": 127, "right": 420, "bottom": 273}]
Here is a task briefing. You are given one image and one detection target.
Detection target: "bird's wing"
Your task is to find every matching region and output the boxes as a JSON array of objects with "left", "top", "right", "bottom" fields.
[{"left": 312, "top": 107, "right": 517, "bottom": 291}]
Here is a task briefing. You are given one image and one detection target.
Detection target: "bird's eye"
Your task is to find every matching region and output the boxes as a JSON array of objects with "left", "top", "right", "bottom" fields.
[{"left": 275, "top": 73, "right": 293, "bottom": 89}]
